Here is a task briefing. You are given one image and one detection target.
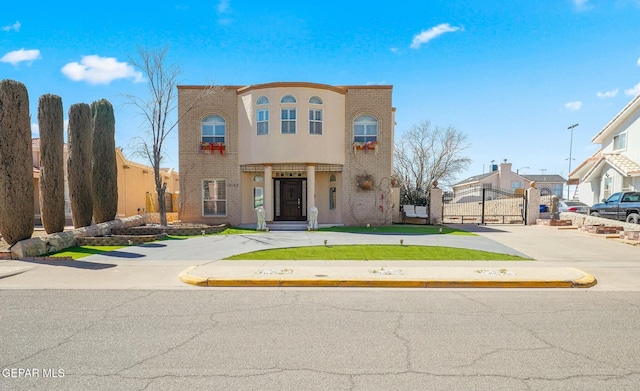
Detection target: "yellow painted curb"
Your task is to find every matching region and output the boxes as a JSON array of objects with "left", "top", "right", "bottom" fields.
[
  {"left": 178, "top": 267, "right": 598, "bottom": 289},
  {"left": 570, "top": 268, "right": 598, "bottom": 288},
  {"left": 178, "top": 266, "right": 209, "bottom": 287}
]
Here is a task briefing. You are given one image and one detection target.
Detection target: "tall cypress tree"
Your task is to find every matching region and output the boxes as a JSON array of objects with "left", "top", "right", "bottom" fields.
[
  {"left": 0, "top": 80, "right": 34, "bottom": 245},
  {"left": 67, "top": 103, "right": 93, "bottom": 228},
  {"left": 91, "top": 99, "right": 118, "bottom": 223},
  {"left": 38, "top": 94, "right": 66, "bottom": 233}
]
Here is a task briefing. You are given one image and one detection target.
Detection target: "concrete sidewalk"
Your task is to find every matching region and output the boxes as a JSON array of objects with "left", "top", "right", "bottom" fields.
[
  {"left": 2, "top": 223, "right": 639, "bottom": 289},
  {"left": 179, "top": 260, "right": 597, "bottom": 288}
]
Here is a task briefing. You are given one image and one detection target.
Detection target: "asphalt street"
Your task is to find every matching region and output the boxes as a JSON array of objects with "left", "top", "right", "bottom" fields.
[
  {"left": 1, "top": 224, "right": 640, "bottom": 390},
  {"left": 1, "top": 290, "right": 639, "bottom": 390}
]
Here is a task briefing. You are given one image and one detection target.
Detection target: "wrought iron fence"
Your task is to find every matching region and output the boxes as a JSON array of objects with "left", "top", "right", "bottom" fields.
[{"left": 443, "top": 187, "right": 527, "bottom": 224}]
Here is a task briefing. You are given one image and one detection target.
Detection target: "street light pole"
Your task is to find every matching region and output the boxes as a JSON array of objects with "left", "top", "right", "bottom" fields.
[{"left": 567, "top": 123, "right": 579, "bottom": 199}]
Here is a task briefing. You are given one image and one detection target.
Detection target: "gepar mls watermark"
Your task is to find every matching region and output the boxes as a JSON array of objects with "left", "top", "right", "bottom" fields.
[{"left": 2, "top": 368, "right": 65, "bottom": 378}]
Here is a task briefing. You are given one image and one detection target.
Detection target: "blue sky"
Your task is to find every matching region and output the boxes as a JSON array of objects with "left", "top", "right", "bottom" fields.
[{"left": 2, "top": 0, "right": 640, "bottom": 188}]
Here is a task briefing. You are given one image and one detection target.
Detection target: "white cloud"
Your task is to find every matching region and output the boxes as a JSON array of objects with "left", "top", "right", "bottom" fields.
[
  {"left": 218, "top": 0, "right": 230, "bottom": 13},
  {"left": 637, "top": 57, "right": 640, "bottom": 67},
  {"left": 0, "top": 48, "right": 41, "bottom": 65},
  {"left": 61, "top": 55, "right": 143, "bottom": 85},
  {"left": 2, "top": 21, "right": 21, "bottom": 32},
  {"left": 410, "top": 23, "right": 460, "bottom": 49},
  {"left": 565, "top": 101, "right": 582, "bottom": 111},
  {"left": 597, "top": 89, "right": 618, "bottom": 98},
  {"left": 31, "top": 123, "right": 39, "bottom": 137},
  {"left": 625, "top": 82, "right": 640, "bottom": 96},
  {"left": 573, "top": 0, "right": 592, "bottom": 11},
  {"left": 217, "top": 0, "right": 232, "bottom": 24}
]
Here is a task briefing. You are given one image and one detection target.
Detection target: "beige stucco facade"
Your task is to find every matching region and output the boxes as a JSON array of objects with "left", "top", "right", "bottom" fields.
[
  {"left": 178, "top": 82, "right": 396, "bottom": 227},
  {"left": 115, "top": 148, "right": 180, "bottom": 217}
]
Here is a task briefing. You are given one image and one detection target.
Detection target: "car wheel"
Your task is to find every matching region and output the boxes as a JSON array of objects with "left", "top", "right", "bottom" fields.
[
  {"left": 626, "top": 213, "right": 640, "bottom": 224},
  {"left": 590, "top": 212, "right": 600, "bottom": 217}
]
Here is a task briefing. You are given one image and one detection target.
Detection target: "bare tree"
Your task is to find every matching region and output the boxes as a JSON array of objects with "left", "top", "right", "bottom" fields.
[
  {"left": 126, "top": 47, "right": 215, "bottom": 226},
  {"left": 0, "top": 79, "right": 34, "bottom": 245},
  {"left": 38, "top": 94, "right": 66, "bottom": 233},
  {"left": 394, "top": 121, "right": 471, "bottom": 205}
]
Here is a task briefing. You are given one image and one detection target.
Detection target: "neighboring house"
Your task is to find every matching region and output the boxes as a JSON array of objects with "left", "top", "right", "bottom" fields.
[
  {"left": 570, "top": 94, "right": 640, "bottom": 206},
  {"left": 32, "top": 139, "right": 179, "bottom": 222},
  {"left": 520, "top": 175, "right": 565, "bottom": 198},
  {"left": 452, "top": 161, "right": 565, "bottom": 202},
  {"left": 177, "top": 82, "right": 397, "bottom": 227},
  {"left": 114, "top": 148, "right": 180, "bottom": 217}
]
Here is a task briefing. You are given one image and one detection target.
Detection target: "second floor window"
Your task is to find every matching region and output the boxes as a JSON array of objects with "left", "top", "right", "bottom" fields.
[
  {"left": 354, "top": 115, "right": 378, "bottom": 143},
  {"left": 257, "top": 109, "right": 269, "bottom": 135},
  {"left": 281, "top": 108, "right": 296, "bottom": 134},
  {"left": 614, "top": 133, "right": 627, "bottom": 150},
  {"left": 309, "top": 109, "right": 322, "bottom": 135},
  {"left": 201, "top": 115, "right": 225, "bottom": 144}
]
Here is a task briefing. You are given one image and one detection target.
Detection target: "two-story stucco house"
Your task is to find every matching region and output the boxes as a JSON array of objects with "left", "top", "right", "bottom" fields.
[
  {"left": 177, "top": 82, "right": 397, "bottom": 227},
  {"left": 570, "top": 94, "right": 640, "bottom": 205}
]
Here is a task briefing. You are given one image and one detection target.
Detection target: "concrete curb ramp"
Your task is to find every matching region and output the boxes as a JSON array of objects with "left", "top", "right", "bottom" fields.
[{"left": 179, "top": 264, "right": 597, "bottom": 289}]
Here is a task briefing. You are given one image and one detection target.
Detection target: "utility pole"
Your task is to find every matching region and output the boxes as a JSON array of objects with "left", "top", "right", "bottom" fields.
[{"left": 567, "top": 123, "right": 579, "bottom": 199}]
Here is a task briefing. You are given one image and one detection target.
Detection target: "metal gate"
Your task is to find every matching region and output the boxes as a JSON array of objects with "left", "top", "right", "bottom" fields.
[{"left": 443, "top": 187, "right": 527, "bottom": 224}]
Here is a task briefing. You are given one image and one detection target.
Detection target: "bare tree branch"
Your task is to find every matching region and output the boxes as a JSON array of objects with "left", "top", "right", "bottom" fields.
[
  {"left": 124, "top": 46, "right": 217, "bottom": 226},
  {"left": 394, "top": 121, "right": 471, "bottom": 205}
]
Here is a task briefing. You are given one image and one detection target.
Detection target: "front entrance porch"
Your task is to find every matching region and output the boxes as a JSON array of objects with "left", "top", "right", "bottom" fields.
[{"left": 275, "top": 179, "right": 306, "bottom": 221}]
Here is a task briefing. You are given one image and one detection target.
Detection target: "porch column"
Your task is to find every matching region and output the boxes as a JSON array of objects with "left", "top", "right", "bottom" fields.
[
  {"left": 306, "top": 164, "right": 316, "bottom": 219},
  {"left": 264, "top": 165, "right": 273, "bottom": 222}
]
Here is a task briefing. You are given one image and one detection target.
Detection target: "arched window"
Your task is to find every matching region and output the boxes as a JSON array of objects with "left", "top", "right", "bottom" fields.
[
  {"left": 201, "top": 115, "right": 225, "bottom": 143},
  {"left": 309, "top": 96, "right": 323, "bottom": 104},
  {"left": 281, "top": 94, "right": 297, "bottom": 103},
  {"left": 253, "top": 174, "right": 264, "bottom": 182},
  {"left": 329, "top": 174, "right": 336, "bottom": 182},
  {"left": 257, "top": 96, "right": 269, "bottom": 105},
  {"left": 353, "top": 115, "right": 378, "bottom": 143}
]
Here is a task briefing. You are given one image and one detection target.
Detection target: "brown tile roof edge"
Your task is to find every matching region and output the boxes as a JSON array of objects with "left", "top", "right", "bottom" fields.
[{"left": 178, "top": 82, "right": 393, "bottom": 95}]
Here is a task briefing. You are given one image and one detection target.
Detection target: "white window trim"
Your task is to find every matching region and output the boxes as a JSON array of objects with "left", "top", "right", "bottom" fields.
[
  {"left": 309, "top": 108, "right": 322, "bottom": 135},
  {"left": 281, "top": 94, "right": 297, "bottom": 103},
  {"left": 281, "top": 108, "right": 297, "bottom": 134},
  {"left": 613, "top": 132, "right": 627, "bottom": 151},
  {"left": 353, "top": 115, "right": 378, "bottom": 143},
  {"left": 202, "top": 179, "right": 227, "bottom": 217},
  {"left": 309, "top": 95, "right": 323, "bottom": 104},
  {"left": 201, "top": 115, "right": 226, "bottom": 144},
  {"left": 257, "top": 108, "right": 269, "bottom": 135}
]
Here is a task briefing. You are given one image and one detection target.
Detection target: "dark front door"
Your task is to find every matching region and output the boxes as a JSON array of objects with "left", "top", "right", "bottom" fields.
[{"left": 278, "top": 180, "right": 305, "bottom": 221}]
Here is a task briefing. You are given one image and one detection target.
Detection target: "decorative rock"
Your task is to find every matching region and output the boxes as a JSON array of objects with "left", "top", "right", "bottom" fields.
[{"left": 10, "top": 215, "right": 148, "bottom": 259}]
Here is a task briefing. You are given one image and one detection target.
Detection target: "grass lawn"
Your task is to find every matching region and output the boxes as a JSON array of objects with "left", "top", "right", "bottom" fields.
[
  {"left": 318, "top": 225, "right": 475, "bottom": 236},
  {"left": 49, "top": 245, "right": 125, "bottom": 260},
  {"left": 224, "top": 245, "right": 530, "bottom": 261},
  {"left": 167, "top": 227, "right": 258, "bottom": 238},
  {"left": 48, "top": 227, "right": 258, "bottom": 259}
]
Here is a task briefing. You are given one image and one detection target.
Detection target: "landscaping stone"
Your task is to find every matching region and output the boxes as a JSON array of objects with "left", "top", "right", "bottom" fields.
[
  {"left": 10, "top": 215, "right": 148, "bottom": 259},
  {"left": 537, "top": 219, "right": 573, "bottom": 226}
]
